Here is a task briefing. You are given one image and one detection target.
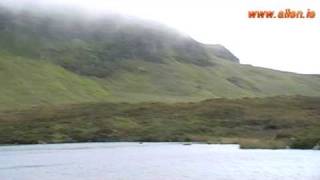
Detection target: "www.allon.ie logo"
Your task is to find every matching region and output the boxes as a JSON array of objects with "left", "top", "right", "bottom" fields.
[{"left": 248, "top": 9, "right": 316, "bottom": 19}]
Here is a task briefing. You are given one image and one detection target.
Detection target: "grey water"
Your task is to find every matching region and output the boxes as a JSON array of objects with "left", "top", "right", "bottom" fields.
[{"left": 0, "top": 143, "right": 319, "bottom": 180}]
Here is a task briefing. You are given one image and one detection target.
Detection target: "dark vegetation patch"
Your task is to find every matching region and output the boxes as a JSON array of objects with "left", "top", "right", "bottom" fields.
[
  {"left": 0, "top": 96, "right": 319, "bottom": 149},
  {"left": 227, "top": 77, "right": 260, "bottom": 92}
]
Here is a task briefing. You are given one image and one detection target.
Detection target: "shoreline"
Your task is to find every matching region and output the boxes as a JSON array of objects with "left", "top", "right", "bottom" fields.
[{"left": 0, "top": 140, "right": 319, "bottom": 150}]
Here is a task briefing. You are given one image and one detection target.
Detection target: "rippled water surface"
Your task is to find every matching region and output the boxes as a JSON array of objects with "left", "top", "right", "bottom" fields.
[{"left": 0, "top": 143, "right": 319, "bottom": 180}]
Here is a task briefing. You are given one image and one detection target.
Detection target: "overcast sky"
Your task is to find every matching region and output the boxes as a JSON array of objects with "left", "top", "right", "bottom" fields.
[{"left": 3, "top": 0, "right": 320, "bottom": 74}]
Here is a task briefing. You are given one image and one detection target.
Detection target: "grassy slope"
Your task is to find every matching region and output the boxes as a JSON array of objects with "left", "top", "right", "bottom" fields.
[
  {"left": 1, "top": 52, "right": 320, "bottom": 108},
  {"left": 0, "top": 53, "right": 110, "bottom": 110},
  {"left": 0, "top": 96, "right": 319, "bottom": 149},
  {"left": 103, "top": 58, "right": 320, "bottom": 102}
]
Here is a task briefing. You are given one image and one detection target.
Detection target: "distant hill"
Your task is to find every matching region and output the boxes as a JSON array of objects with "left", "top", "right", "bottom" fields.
[{"left": 0, "top": 4, "right": 320, "bottom": 109}]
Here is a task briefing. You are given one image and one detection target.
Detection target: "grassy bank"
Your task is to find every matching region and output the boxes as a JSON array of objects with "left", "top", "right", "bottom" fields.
[{"left": 0, "top": 96, "right": 319, "bottom": 149}]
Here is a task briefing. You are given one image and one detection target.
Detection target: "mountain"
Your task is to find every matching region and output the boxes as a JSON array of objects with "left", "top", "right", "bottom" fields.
[{"left": 0, "top": 4, "right": 320, "bottom": 110}]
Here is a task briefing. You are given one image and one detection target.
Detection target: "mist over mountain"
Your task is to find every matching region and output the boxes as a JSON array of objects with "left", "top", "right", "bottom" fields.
[
  {"left": 0, "top": 3, "right": 319, "bottom": 109},
  {"left": 0, "top": 3, "right": 238, "bottom": 74}
]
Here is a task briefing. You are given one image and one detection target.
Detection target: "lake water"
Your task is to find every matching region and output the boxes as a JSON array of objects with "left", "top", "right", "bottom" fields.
[{"left": 0, "top": 142, "right": 319, "bottom": 180}]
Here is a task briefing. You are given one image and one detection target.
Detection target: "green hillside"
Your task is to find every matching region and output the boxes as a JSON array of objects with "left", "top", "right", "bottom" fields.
[
  {"left": 102, "top": 58, "right": 320, "bottom": 102},
  {"left": 0, "top": 53, "right": 109, "bottom": 109},
  {"left": 0, "top": 4, "right": 319, "bottom": 109}
]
